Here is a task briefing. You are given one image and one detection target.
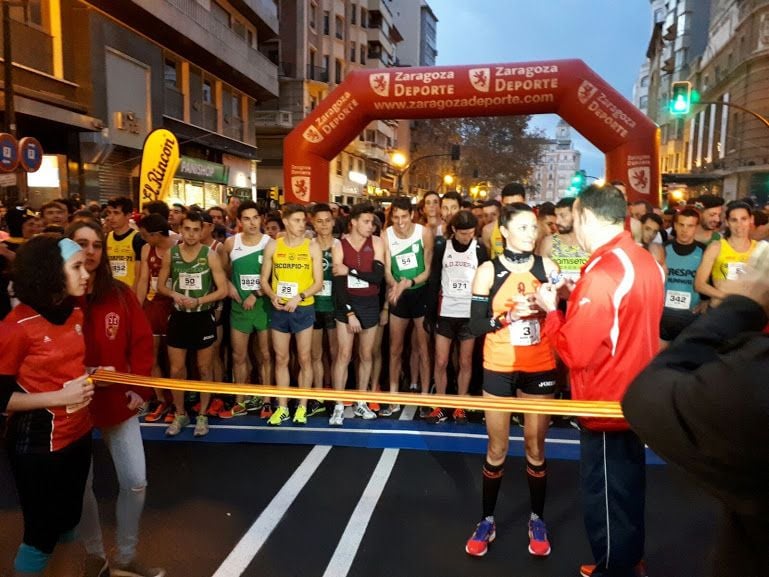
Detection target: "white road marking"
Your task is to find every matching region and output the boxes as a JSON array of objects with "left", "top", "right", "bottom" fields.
[
  {"left": 321, "top": 449, "right": 399, "bottom": 577},
  {"left": 211, "top": 445, "right": 332, "bottom": 577}
]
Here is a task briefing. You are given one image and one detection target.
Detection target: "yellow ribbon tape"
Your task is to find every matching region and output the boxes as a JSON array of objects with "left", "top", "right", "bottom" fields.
[{"left": 91, "top": 370, "right": 624, "bottom": 419}]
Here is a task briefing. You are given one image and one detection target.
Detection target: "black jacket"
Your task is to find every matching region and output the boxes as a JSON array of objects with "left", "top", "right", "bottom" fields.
[{"left": 622, "top": 295, "right": 769, "bottom": 576}]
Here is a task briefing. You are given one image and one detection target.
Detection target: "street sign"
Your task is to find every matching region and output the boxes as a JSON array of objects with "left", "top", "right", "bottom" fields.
[
  {"left": 0, "top": 133, "right": 18, "bottom": 173},
  {"left": 18, "top": 136, "right": 43, "bottom": 172}
]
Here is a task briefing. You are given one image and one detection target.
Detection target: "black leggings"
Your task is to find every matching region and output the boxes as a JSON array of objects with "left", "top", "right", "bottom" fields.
[{"left": 8, "top": 433, "right": 92, "bottom": 554}]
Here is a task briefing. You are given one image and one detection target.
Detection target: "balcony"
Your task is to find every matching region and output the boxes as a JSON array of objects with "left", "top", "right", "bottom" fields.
[
  {"left": 253, "top": 110, "right": 293, "bottom": 130},
  {"left": 223, "top": 115, "right": 243, "bottom": 141},
  {"left": 237, "top": 0, "right": 279, "bottom": 35},
  {"left": 0, "top": 19, "right": 53, "bottom": 75},
  {"left": 120, "top": 0, "right": 278, "bottom": 97},
  {"left": 164, "top": 86, "right": 184, "bottom": 120},
  {"left": 202, "top": 103, "right": 218, "bottom": 132}
]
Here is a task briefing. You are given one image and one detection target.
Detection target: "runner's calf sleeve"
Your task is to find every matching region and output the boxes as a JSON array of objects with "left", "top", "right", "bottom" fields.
[
  {"left": 482, "top": 460, "right": 505, "bottom": 518},
  {"left": 14, "top": 543, "right": 50, "bottom": 573},
  {"left": 526, "top": 459, "right": 547, "bottom": 519}
]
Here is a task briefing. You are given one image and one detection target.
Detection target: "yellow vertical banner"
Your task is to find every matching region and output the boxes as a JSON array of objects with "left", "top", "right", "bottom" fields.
[{"left": 139, "top": 128, "right": 180, "bottom": 209}]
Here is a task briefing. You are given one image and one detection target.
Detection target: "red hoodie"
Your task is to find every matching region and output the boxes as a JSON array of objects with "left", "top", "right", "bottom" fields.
[
  {"left": 81, "top": 284, "right": 154, "bottom": 429},
  {"left": 544, "top": 231, "right": 664, "bottom": 431}
]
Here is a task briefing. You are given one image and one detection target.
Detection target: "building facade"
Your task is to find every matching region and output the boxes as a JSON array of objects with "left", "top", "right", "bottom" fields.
[
  {"left": 530, "top": 120, "right": 581, "bottom": 202},
  {"left": 256, "top": 0, "right": 405, "bottom": 206},
  {"left": 4, "top": 0, "right": 279, "bottom": 209}
]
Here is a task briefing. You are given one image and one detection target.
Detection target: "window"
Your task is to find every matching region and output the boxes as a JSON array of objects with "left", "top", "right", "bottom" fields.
[
  {"left": 350, "top": 42, "right": 356, "bottom": 62},
  {"left": 360, "top": 46, "right": 366, "bottom": 65},
  {"left": 360, "top": 8, "right": 368, "bottom": 28},
  {"left": 639, "top": 95, "right": 648, "bottom": 109},
  {"left": 323, "top": 55, "right": 330, "bottom": 73},
  {"left": 164, "top": 59, "right": 178, "bottom": 89},
  {"left": 351, "top": 4, "right": 357, "bottom": 25},
  {"left": 640, "top": 75, "right": 649, "bottom": 88},
  {"left": 247, "top": 29, "right": 255, "bottom": 47},
  {"left": 310, "top": 96, "right": 318, "bottom": 110},
  {"left": 11, "top": 0, "right": 43, "bottom": 27},
  {"left": 211, "top": 1, "right": 230, "bottom": 28},
  {"left": 231, "top": 93, "right": 241, "bottom": 117},
  {"left": 335, "top": 59, "right": 343, "bottom": 83},
  {"left": 203, "top": 80, "right": 213, "bottom": 104},
  {"left": 335, "top": 15, "right": 344, "bottom": 39},
  {"left": 310, "top": 2, "right": 317, "bottom": 29},
  {"left": 323, "top": 11, "right": 330, "bottom": 35},
  {"left": 336, "top": 157, "right": 343, "bottom": 176}
]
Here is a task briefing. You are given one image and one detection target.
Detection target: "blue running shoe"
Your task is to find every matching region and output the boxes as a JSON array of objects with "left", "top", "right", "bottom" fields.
[{"left": 465, "top": 518, "right": 496, "bottom": 557}]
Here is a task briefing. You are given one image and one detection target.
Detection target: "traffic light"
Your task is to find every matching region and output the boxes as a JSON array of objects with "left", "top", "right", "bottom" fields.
[
  {"left": 566, "top": 170, "right": 586, "bottom": 197},
  {"left": 670, "top": 81, "right": 692, "bottom": 116},
  {"left": 450, "top": 144, "right": 460, "bottom": 161}
]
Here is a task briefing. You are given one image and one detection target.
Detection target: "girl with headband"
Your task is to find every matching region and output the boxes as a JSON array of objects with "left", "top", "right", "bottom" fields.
[{"left": 0, "top": 234, "right": 94, "bottom": 577}]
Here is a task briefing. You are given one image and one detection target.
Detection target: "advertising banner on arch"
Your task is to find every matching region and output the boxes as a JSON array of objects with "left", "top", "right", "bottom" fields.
[
  {"left": 284, "top": 59, "right": 660, "bottom": 206},
  {"left": 139, "top": 128, "right": 180, "bottom": 210}
]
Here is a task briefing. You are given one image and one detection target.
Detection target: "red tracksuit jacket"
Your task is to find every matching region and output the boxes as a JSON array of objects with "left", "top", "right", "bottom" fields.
[
  {"left": 544, "top": 231, "right": 664, "bottom": 431},
  {"left": 81, "top": 285, "right": 154, "bottom": 429}
]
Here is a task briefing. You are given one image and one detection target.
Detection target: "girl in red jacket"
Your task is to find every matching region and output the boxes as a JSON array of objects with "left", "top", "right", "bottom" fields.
[{"left": 68, "top": 221, "right": 164, "bottom": 577}]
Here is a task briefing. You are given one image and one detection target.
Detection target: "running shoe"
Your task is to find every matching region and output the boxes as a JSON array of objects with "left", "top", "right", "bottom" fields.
[
  {"left": 579, "top": 561, "right": 647, "bottom": 577},
  {"left": 244, "top": 397, "right": 263, "bottom": 412},
  {"left": 165, "top": 414, "right": 190, "bottom": 436},
  {"left": 164, "top": 407, "right": 177, "bottom": 424},
  {"left": 206, "top": 398, "right": 225, "bottom": 417},
  {"left": 267, "top": 405, "right": 290, "bottom": 426},
  {"left": 193, "top": 415, "right": 209, "bottom": 437},
  {"left": 369, "top": 402, "right": 381, "bottom": 412},
  {"left": 465, "top": 518, "right": 496, "bottom": 557},
  {"left": 425, "top": 408, "right": 448, "bottom": 424},
  {"left": 111, "top": 560, "right": 166, "bottom": 577},
  {"left": 527, "top": 515, "right": 551, "bottom": 556},
  {"left": 260, "top": 402, "right": 274, "bottom": 419},
  {"left": 329, "top": 404, "right": 345, "bottom": 426},
  {"left": 353, "top": 402, "right": 377, "bottom": 420},
  {"left": 419, "top": 406, "right": 431, "bottom": 418},
  {"left": 379, "top": 404, "right": 401, "bottom": 417},
  {"left": 137, "top": 402, "right": 151, "bottom": 418},
  {"left": 293, "top": 405, "right": 308, "bottom": 425},
  {"left": 144, "top": 402, "right": 169, "bottom": 423},
  {"left": 84, "top": 554, "right": 109, "bottom": 577},
  {"left": 453, "top": 408, "right": 468, "bottom": 424},
  {"left": 307, "top": 399, "right": 326, "bottom": 417},
  {"left": 219, "top": 402, "right": 248, "bottom": 419}
]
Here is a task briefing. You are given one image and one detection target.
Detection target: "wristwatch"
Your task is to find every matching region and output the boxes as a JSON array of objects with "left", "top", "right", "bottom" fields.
[{"left": 299, "top": 292, "right": 307, "bottom": 301}]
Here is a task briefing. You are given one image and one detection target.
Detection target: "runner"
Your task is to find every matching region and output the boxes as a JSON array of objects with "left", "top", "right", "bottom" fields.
[
  {"left": 424, "top": 210, "right": 488, "bottom": 424},
  {"left": 537, "top": 197, "right": 589, "bottom": 284},
  {"left": 0, "top": 234, "right": 93, "bottom": 577},
  {"left": 220, "top": 201, "right": 273, "bottom": 419},
  {"left": 106, "top": 197, "right": 144, "bottom": 291},
  {"left": 156, "top": 211, "right": 228, "bottom": 437},
  {"left": 328, "top": 203, "right": 384, "bottom": 426},
  {"left": 382, "top": 197, "right": 434, "bottom": 417},
  {"left": 465, "top": 202, "right": 559, "bottom": 559},
  {"left": 308, "top": 204, "right": 337, "bottom": 417},
  {"left": 482, "top": 182, "right": 526, "bottom": 257},
  {"left": 260, "top": 204, "right": 323, "bottom": 426}
]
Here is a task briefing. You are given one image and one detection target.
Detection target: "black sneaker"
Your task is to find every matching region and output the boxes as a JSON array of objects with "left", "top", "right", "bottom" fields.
[{"left": 307, "top": 399, "right": 326, "bottom": 417}]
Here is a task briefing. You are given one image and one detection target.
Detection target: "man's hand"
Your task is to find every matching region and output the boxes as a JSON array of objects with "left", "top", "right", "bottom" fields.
[
  {"left": 126, "top": 390, "right": 144, "bottom": 411},
  {"left": 721, "top": 270, "right": 769, "bottom": 316},
  {"left": 283, "top": 295, "right": 302, "bottom": 313},
  {"left": 536, "top": 283, "right": 560, "bottom": 314},
  {"left": 242, "top": 293, "right": 256, "bottom": 311},
  {"left": 347, "top": 315, "right": 362, "bottom": 334}
]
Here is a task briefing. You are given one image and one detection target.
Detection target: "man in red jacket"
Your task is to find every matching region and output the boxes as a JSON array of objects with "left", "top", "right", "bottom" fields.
[{"left": 538, "top": 183, "right": 664, "bottom": 577}]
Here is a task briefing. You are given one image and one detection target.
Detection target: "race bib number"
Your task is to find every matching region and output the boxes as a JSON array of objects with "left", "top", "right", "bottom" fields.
[
  {"left": 277, "top": 281, "right": 298, "bottom": 299},
  {"left": 240, "top": 274, "right": 261, "bottom": 292},
  {"left": 396, "top": 252, "right": 417, "bottom": 271},
  {"left": 179, "top": 272, "right": 202, "bottom": 291},
  {"left": 319, "top": 280, "right": 332, "bottom": 297},
  {"left": 348, "top": 275, "right": 369, "bottom": 289},
  {"left": 446, "top": 279, "right": 470, "bottom": 297},
  {"left": 509, "top": 319, "right": 541, "bottom": 346},
  {"left": 110, "top": 259, "right": 127, "bottom": 278},
  {"left": 665, "top": 289, "right": 691, "bottom": 310},
  {"left": 726, "top": 261, "right": 746, "bottom": 280}
]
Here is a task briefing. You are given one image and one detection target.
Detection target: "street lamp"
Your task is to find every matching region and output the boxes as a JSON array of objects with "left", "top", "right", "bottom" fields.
[
  {"left": 443, "top": 174, "right": 454, "bottom": 192},
  {"left": 391, "top": 151, "right": 407, "bottom": 168}
]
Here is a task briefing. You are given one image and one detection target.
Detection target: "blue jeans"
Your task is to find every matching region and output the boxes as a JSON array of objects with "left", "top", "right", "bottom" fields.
[{"left": 78, "top": 416, "right": 147, "bottom": 565}]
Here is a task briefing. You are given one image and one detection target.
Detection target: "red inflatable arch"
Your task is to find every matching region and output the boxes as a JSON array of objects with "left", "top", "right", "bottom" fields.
[{"left": 283, "top": 59, "right": 660, "bottom": 206}]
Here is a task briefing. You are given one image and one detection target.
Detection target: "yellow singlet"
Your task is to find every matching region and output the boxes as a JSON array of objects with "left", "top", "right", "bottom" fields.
[
  {"left": 711, "top": 237, "right": 756, "bottom": 282},
  {"left": 107, "top": 229, "right": 138, "bottom": 288},
  {"left": 271, "top": 237, "right": 315, "bottom": 306},
  {"left": 491, "top": 222, "right": 505, "bottom": 258}
]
